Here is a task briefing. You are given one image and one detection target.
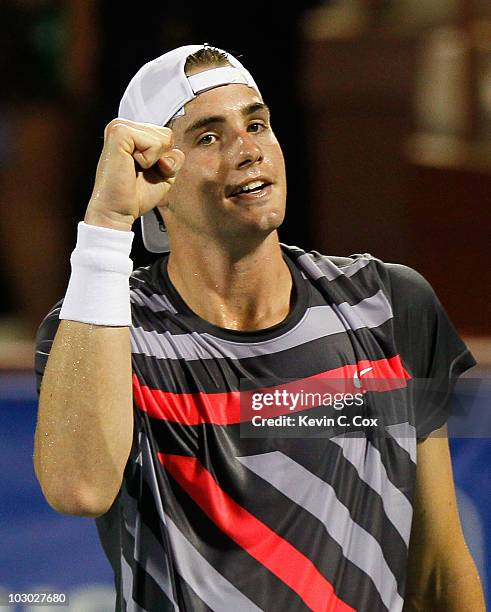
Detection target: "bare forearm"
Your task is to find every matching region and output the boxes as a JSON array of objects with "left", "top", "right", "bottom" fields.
[
  {"left": 33, "top": 116, "right": 181, "bottom": 515},
  {"left": 34, "top": 320, "right": 133, "bottom": 516}
]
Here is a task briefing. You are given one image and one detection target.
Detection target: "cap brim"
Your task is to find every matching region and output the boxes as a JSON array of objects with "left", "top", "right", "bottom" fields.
[{"left": 141, "top": 211, "right": 170, "bottom": 253}]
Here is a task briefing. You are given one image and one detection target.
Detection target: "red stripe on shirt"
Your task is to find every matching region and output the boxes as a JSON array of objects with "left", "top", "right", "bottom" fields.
[
  {"left": 159, "top": 452, "right": 356, "bottom": 612},
  {"left": 133, "top": 355, "right": 410, "bottom": 425}
]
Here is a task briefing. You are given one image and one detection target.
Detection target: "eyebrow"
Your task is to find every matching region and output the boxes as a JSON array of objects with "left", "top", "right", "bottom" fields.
[{"left": 184, "top": 102, "right": 270, "bottom": 136}]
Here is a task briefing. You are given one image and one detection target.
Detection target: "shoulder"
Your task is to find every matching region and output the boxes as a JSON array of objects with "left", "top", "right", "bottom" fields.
[
  {"left": 285, "top": 245, "right": 373, "bottom": 270},
  {"left": 283, "top": 244, "right": 377, "bottom": 281},
  {"left": 383, "top": 262, "right": 438, "bottom": 307},
  {"left": 284, "top": 244, "right": 436, "bottom": 302}
]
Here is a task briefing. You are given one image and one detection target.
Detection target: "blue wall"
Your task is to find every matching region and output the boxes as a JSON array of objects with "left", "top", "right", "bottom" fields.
[{"left": 0, "top": 373, "right": 114, "bottom": 610}]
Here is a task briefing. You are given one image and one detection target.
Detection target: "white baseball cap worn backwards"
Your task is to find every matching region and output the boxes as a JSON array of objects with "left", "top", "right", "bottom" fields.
[{"left": 118, "top": 44, "right": 262, "bottom": 253}]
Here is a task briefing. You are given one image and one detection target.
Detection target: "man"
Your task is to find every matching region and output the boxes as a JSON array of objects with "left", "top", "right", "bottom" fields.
[{"left": 34, "top": 45, "right": 484, "bottom": 611}]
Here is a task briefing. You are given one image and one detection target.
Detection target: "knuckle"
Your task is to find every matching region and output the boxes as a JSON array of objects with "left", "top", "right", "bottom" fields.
[{"left": 104, "top": 119, "right": 133, "bottom": 139}]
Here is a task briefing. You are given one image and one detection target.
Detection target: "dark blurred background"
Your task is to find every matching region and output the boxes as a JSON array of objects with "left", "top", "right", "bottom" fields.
[
  {"left": 0, "top": 0, "right": 490, "bottom": 345},
  {"left": 0, "top": 1, "right": 490, "bottom": 609},
  {"left": 1, "top": 0, "right": 490, "bottom": 352}
]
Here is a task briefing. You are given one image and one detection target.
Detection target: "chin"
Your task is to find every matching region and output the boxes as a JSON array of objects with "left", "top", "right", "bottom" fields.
[{"left": 256, "top": 210, "right": 284, "bottom": 232}]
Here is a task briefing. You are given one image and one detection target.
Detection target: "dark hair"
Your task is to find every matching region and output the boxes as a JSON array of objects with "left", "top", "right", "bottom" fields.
[
  {"left": 184, "top": 45, "right": 230, "bottom": 74},
  {"left": 166, "top": 46, "right": 231, "bottom": 128}
]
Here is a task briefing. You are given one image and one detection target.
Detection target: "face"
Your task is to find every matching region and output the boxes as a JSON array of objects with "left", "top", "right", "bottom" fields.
[{"left": 161, "top": 81, "right": 287, "bottom": 248}]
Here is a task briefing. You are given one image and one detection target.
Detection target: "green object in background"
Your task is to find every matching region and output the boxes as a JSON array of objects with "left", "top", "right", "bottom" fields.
[{"left": 28, "top": 5, "right": 68, "bottom": 96}]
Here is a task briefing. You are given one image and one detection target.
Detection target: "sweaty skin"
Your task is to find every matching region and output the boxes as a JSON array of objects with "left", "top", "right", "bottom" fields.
[
  {"left": 34, "top": 80, "right": 293, "bottom": 516},
  {"left": 160, "top": 84, "right": 292, "bottom": 330},
  {"left": 34, "top": 117, "right": 186, "bottom": 516}
]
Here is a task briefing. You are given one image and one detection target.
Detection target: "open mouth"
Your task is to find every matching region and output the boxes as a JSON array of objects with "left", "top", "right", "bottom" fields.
[{"left": 229, "top": 180, "right": 273, "bottom": 199}]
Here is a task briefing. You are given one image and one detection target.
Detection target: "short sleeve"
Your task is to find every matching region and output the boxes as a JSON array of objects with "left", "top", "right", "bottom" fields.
[
  {"left": 35, "top": 299, "right": 63, "bottom": 396},
  {"left": 387, "top": 264, "right": 477, "bottom": 437}
]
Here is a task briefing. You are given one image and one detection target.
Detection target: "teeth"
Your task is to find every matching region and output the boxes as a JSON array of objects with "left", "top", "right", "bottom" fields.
[{"left": 239, "top": 181, "right": 265, "bottom": 193}]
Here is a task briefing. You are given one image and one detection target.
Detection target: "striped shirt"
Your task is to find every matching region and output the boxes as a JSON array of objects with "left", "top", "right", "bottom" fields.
[{"left": 35, "top": 246, "right": 476, "bottom": 612}]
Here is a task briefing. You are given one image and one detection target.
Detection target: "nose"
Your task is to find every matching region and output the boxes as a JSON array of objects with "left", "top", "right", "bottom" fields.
[{"left": 233, "top": 131, "right": 263, "bottom": 169}]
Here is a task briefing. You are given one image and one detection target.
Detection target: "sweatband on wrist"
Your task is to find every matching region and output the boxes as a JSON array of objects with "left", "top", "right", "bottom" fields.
[{"left": 59, "top": 221, "right": 134, "bottom": 326}]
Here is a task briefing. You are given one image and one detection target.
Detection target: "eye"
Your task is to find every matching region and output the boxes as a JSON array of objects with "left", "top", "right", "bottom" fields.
[
  {"left": 197, "top": 133, "right": 218, "bottom": 146},
  {"left": 248, "top": 122, "right": 267, "bottom": 133}
]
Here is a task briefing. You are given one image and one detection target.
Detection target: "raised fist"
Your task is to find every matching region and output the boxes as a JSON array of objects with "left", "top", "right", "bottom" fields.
[{"left": 85, "top": 119, "right": 185, "bottom": 231}]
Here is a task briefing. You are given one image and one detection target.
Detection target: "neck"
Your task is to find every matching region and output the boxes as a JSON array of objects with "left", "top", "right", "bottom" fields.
[{"left": 167, "top": 232, "right": 293, "bottom": 331}]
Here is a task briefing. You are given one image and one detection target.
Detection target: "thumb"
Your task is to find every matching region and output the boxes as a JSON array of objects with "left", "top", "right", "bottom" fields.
[{"left": 157, "top": 148, "right": 185, "bottom": 179}]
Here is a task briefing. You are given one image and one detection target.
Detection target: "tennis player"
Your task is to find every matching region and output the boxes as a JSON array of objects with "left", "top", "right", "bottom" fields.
[{"left": 34, "top": 45, "right": 484, "bottom": 611}]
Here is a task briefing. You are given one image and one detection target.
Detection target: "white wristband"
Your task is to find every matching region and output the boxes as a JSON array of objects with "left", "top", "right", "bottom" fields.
[{"left": 59, "top": 222, "right": 134, "bottom": 326}]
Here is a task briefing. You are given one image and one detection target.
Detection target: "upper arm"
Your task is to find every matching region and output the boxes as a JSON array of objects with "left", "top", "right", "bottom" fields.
[
  {"left": 408, "top": 428, "right": 465, "bottom": 568},
  {"left": 404, "top": 428, "right": 485, "bottom": 610},
  {"left": 383, "top": 264, "right": 483, "bottom": 608},
  {"left": 34, "top": 301, "right": 135, "bottom": 516}
]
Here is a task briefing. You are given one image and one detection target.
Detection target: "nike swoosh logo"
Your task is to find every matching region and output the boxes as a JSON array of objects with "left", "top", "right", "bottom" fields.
[{"left": 353, "top": 366, "right": 373, "bottom": 389}]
